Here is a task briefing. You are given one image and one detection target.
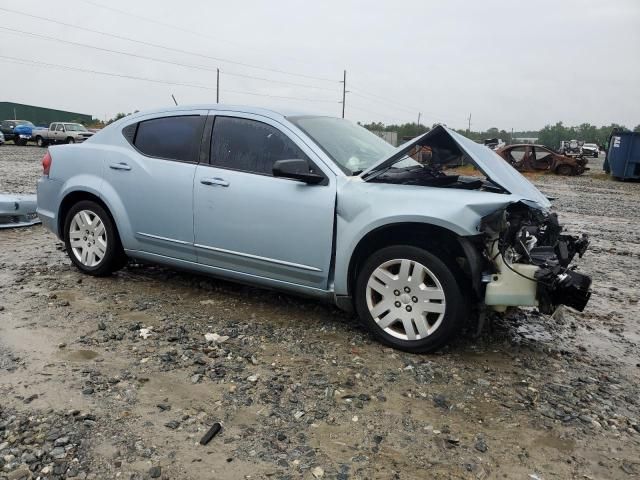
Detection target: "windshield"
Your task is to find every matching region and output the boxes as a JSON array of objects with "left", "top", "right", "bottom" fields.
[
  {"left": 16, "top": 121, "right": 34, "bottom": 127},
  {"left": 64, "top": 123, "right": 87, "bottom": 132},
  {"left": 288, "top": 116, "right": 395, "bottom": 175}
]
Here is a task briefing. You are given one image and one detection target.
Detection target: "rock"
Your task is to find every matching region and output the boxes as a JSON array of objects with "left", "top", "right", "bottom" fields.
[
  {"left": 312, "top": 466, "right": 325, "bottom": 478},
  {"left": 139, "top": 327, "right": 153, "bottom": 339},
  {"left": 54, "top": 436, "right": 69, "bottom": 447},
  {"left": 433, "top": 394, "right": 450, "bottom": 410},
  {"left": 475, "top": 438, "right": 488, "bottom": 453},
  {"left": 148, "top": 466, "right": 162, "bottom": 478},
  {"left": 247, "top": 374, "right": 259, "bottom": 383},
  {"left": 294, "top": 411, "right": 305, "bottom": 420},
  {"left": 49, "top": 447, "right": 66, "bottom": 459},
  {"left": 204, "top": 333, "right": 229, "bottom": 343},
  {"left": 191, "top": 374, "right": 203, "bottom": 384},
  {"left": 165, "top": 420, "right": 180, "bottom": 430},
  {"left": 98, "top": 320, "right": 106, "bottom": 331},
  {"left": 82, "top": 387, "right": 94, "bottom": 395},
  {"left": 7, "top": 465, "right": 32, "bottom": 480}
]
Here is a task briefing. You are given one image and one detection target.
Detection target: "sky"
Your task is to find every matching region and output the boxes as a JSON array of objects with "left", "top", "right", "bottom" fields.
[{"left": 0, "top": 0, "right": 638, "bottom": 131}]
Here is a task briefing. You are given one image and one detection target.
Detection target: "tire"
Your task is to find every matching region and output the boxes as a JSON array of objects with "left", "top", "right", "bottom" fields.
[
  {"left": 556, "top": 164, "right": 574, "bottom": 176},
  {"left": 354, "top": 245, "right": 465, "bottom": 353},
  {"left": 66, "top": 137, "right": 75, "bottom": 144},
  {"left": 14, "top": 137, "right": 21, "bottom": 146},
  {"left": 63, "top": 200, "right": 126, "bottom": 276},
  {"left": 36, "top": 136, "right": 47, "bottom": 147}
]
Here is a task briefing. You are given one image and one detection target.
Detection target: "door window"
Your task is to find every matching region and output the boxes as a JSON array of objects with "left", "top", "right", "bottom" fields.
[
  {"left": 56, "top": 124, "right": 64, "bottom": 132},
  {"left": 210, "top": 117, "right": 309, "bottom": 175},
  {"left": 533, "top": 147, "right": 553, "bottom": 163},
  {"left": 133, "top": 115, "right": 205, "bottom": 162},
  {"left": 508, "top": 147, "right": 527, "bottom": 162}
]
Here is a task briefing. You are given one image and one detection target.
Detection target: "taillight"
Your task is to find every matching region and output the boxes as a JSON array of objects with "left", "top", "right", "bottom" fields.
[{"left": 42, "top": 151, "right": 52, "bottom": 176}]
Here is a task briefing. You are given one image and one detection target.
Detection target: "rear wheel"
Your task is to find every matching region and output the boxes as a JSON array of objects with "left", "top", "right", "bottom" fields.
[
  {"left": 64, "top": 200, "right": 126, "bottom": 276},
  {"left": 355, "top": 245, "right": 465, "bottom": 353},
  {"left": 66, "top": 137, "right": 75, "bottom": 144},
  {"left": 556, "top": 164, "right": 574, "bottom": 176}
]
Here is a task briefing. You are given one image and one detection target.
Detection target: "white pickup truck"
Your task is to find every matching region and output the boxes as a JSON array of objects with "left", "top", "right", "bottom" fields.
[{"left": 34, "top": 122, "right": 94, "bottom": 147}]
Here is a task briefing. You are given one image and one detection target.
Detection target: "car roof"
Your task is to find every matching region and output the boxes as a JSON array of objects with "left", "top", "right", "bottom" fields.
[{"left": 125, "top": 104, "right": 319, "bottom": 122}]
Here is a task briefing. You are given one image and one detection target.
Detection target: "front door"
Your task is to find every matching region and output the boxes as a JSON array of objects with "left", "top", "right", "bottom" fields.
[
  {"left": 193, "top": 113, "right": 336, "bottom": 291},
  {"left": 102, "top": 112, "right": 206, "bottom": 261}
]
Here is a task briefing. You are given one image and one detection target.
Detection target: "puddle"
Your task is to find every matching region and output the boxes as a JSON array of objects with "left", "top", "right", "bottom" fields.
[{"left": 59, "top": 349, "right": 99, "bottom": 361}]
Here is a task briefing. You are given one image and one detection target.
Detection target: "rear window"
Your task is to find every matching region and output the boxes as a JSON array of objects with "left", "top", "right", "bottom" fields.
[{"left": 133, "top": 115, "right": 205, "bottom": 162}]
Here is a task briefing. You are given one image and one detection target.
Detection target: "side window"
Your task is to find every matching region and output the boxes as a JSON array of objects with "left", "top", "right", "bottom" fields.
[
  {"left": 56, "top": 124, "right": 64, "bottom": 132},
  {"left": 533, "top": 147, "right": 552, "bottom": 162},
  {"left": 133, "top": 115, "right": 205, "bottom": 162},
  {"left": 508, "top": 147, "right": 527, "bottom": 162},
  {"left": 211, "top": 117, "right": 309, "bottom": 175}
]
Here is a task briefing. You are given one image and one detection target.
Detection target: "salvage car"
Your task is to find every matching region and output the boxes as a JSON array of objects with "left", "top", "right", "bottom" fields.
[
  {"left": 496, "top": 144, "right": 588, "bottom": 175},
  {"left": 0, "top": 130, "right": 5, "bottom": 145},
  {"left": 34, "top": 122, "right": 94, "bottom": 147},
  {"left": 37, "top": 105, "right": 592, "bottom": 352}
]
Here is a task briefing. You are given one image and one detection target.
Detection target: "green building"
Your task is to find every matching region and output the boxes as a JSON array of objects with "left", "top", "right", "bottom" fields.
[{"left": 0, "top": 102, "right": 92, "bottom": 127}]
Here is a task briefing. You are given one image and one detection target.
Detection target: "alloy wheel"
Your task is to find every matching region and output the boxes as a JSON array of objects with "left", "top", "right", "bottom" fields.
[
  {"left": 68, "top": 210, "right": 107, "bottom": 267},
  {"left": 365, "top": 258, "right": 446, "bottom": 341}
]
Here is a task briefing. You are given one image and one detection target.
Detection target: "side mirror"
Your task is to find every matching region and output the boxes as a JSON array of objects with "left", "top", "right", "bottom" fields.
[{"left": 273, "top": 159, "right": 324, "bottom": 184}]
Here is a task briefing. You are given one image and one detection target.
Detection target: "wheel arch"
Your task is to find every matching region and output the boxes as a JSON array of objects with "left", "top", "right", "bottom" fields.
[
  {"left": 345, "top": 222, "right": 483, "bottom": 304},
  {"left": 58, "top": 191, "right": 121, "bottom": 244}
]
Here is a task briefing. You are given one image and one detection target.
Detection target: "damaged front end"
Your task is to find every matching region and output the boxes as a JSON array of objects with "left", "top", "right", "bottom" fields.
[{"left": 480, "top": 202, "right": 591, "bottom": 314}]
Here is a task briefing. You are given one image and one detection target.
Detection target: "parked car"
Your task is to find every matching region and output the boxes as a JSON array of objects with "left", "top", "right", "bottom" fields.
[
  {"left": 496, "top": 144, "right": 588, "bottom": 175},
  {"left": 581, "top": 143, "right": 599, "bottom": 158},
  {"left": 34, "top": 122, "right": 94, "bottom": 147},
  {"left": 37, "top": 106, "right": 592, "bottom": 353},
  {"left": 0, "top": 119, "right": 36, "bottom": 145},
  {"left": 0, "top": 130, "right": 5, "bottom": 145}
]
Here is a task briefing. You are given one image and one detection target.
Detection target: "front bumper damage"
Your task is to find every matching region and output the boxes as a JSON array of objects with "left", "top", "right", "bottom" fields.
[
  {"left": 479, "top": 202, "right": 591, "bottom": 314},
  {"left": 0, "top": 193, "right": 41, "bottom": 229}
]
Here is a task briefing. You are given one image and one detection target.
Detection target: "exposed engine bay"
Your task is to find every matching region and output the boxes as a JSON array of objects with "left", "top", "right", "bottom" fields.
[{"left": 480, "top": 202, "right": 591, "bottom": 314}]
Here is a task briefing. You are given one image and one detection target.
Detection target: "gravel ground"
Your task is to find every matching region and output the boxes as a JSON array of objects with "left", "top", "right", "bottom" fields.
[{"left": 1, "top": 144, "right": 639, "bottom": 479}]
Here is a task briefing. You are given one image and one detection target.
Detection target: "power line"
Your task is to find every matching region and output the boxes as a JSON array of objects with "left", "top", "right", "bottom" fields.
[
  {"left": 0, "top": 26, "right": 339, "bottom": 93},
  {"left": 0, "top": 56, "right": 339, "bottom": 104},
  {"left": 0, "top": 6, "right": 339, "bottom": 83}
]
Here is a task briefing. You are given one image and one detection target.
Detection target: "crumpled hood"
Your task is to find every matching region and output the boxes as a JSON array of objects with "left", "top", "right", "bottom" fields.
[{"left": 360, "top": 125, "right": 551, "bottom": 208}]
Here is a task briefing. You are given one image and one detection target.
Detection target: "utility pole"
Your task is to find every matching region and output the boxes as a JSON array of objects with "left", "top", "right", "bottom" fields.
[
  {"left": 216, "top": 68, "right": 220, "bottom": 104},
  {"left": 467, "top": 113, "right": 472, "bottom": 132},
  {"left": 417, "top": 112, "right": 421, "bottom": 126},
  {"left": 171, "top": 94, "right": 178, "bottom": 106},
  {"left": 341, "top": 70, "right": 346, "bottom": 118},
  {"left": 13, "top": 107, "right": 17, "bottom": 120}
]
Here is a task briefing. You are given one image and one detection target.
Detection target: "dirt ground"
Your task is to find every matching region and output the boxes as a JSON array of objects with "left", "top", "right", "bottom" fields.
[{"left": 1, "top": 144, "right": 639, "bottom": 480}]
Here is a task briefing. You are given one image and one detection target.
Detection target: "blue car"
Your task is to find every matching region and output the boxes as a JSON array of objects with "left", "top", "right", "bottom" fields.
[
  {"left": 36, "top": 105, "right": 591, "bottom": 352},
  {"left": 0, "top": 119, "right": 35, "bottom": 145}
]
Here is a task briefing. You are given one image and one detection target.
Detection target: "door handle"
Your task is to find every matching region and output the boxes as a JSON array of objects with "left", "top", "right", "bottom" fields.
[
  {"left": 109, "top": 162, "right": 131, "bottom": 171},
  {"left": 200, "top": 177, "right": 229, "bottom": 187}
]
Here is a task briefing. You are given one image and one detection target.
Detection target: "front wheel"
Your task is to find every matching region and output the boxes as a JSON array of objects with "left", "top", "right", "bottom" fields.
[
  {"left": 354, "top": 245, "right": 465, "bottom": 353},
  {"left": 36, "top": 136, "right": 47, "bottom": 147},
  {"left": 66, "top": 137, "right": 75, "bottom": 144},
  {"left": 64, "top": 200, "right": 126, "bottom": 276}
]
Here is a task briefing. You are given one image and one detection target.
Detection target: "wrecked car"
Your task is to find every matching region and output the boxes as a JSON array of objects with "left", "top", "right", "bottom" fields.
[
  {"left": 36, "top": 106, "right": 592, "bottom": 353},
  {"left": 0, "top": 193, "right": 41, "bottom": 228},
  {"left": 496, "top": 144, "right": 588, "bottom": 175}
]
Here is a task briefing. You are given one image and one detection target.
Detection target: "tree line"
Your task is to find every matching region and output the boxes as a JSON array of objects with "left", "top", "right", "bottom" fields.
[{"left": 360, "top": 121, "right": 640, "bottom": 149}]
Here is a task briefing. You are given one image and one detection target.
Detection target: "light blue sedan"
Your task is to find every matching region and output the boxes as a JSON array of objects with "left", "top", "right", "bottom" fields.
[{"left": 36, "top": 105, "right": 591, "bottom": 352}]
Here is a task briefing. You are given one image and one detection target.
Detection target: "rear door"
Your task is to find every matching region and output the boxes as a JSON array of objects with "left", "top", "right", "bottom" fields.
[
  {"left": 103, "top": 111, "right": 206, "bottom": 261},
  {"left": 193, "top": 112, "right": 336, "bottom": 290}
]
